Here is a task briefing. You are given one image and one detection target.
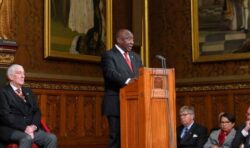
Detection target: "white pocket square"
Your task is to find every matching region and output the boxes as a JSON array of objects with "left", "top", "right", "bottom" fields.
[{"left": 193, "top": 134, "right": 198, "bottom": 138}]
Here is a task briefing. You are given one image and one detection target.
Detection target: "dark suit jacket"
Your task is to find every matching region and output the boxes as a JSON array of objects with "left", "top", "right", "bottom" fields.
[
  {"left": 0, "top": 85, "right": 41, "bottom": 141},
  {"left": 101, "top": 47, "right": 143, "bottom": 116},
  {"left": 232, "top": 124, "right": 250, "bottom": 148},
  {"left": 177, "top": 122, "right": 208, "bottom": 148}
]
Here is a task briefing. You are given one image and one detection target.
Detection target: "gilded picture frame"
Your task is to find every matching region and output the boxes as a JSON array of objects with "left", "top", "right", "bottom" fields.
[
  {"left": 192, "top": 0, "right": 250, "bottom": 62},
  {"left": 44, "top": 0, "right": 113, "bottom": 62}
]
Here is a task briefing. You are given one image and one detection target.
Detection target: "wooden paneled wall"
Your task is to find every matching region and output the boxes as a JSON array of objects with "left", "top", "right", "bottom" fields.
[
  {"left": 26, "top": 79, "right": 250, "bottom": 148},
  {"left": 32, "top": 88, "right": 108, "bottom": 148},
  {"left": 176, "top": 89, "right": 250, "bottom": 131}
]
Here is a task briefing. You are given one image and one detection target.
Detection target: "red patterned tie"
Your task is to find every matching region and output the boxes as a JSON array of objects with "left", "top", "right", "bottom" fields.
[
  {"left": 124, "top": 52, "right": 133, "bottom": 72},
  {"left": 16, "top": 88, "right": 26, "bottom": 102},
  {"left": 16, "top": 88, "right": 22, "bottom": 96}
]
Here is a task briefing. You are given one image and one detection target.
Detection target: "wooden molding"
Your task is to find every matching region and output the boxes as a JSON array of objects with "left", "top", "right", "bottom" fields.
[
  {"left": 176, "top": 75, "right": 250, "bottom": 92},
  {"left": 25, "top": 72, "right": 104, "bottom": 91},
  {"left": 176, "top": 83, "right": 250, "bottom": 92}
]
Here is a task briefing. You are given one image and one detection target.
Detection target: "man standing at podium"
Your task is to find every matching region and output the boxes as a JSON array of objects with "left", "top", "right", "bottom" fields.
[{"left": 101, "top": 29, "right": 143, "bottom": 148}]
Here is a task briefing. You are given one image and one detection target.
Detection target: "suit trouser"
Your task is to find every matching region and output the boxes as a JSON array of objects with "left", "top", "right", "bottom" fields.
[
  {"left": 107, "top": 116, "right": 120, "bottom": 148},
  {"left": 10, "top": 129, "right": 57, "bottom": 148},
  {"left": 0, "top": 142, "right": 4, "bottom": 148}
]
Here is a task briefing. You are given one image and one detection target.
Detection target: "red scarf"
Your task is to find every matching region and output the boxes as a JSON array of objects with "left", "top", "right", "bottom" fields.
[{"left": 218, "top": 131, "right": 229, "bottom": 146}]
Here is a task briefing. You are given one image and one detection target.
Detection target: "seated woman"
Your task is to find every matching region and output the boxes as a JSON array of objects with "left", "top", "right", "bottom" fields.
[{"left": 204, "top": 113, "right": 236, "bottom": 148}]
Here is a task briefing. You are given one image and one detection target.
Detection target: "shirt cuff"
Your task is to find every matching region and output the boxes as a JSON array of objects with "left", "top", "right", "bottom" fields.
[{"left": 125, "top": 78, "right": 131, "bottom": 84}]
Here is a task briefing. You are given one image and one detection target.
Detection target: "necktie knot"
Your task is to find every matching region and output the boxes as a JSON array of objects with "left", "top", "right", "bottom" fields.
[
  {"left": 124, "top": 52, "right": 130, "bottom": 60},
  {"left": 124, "top": 52, "right": 133, "bottom": 72},
  {"left": 15, "top": 88, "right": 26, "bottom": 102},
  {"left": 184, "top": 127, "right": 188, "bottom": 133},
  {"left": 16, "top": 88, "right": 21, "bottom": 94},
  {"left": 181, "top": 127, "right": 189, "bottom": 138}
]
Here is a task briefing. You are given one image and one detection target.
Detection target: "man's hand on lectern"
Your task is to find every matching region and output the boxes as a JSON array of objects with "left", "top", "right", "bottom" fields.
[{"left": 128, "top": 77, "right": 138, "bottom": 84}]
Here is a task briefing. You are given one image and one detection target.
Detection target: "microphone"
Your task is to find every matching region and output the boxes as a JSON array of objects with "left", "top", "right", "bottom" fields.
[
  {"left": 155, "top": 54, "right": 166, "bottom": 69},
  {"left": 155, "top": 54, "right": 165, "bottom": 60}
]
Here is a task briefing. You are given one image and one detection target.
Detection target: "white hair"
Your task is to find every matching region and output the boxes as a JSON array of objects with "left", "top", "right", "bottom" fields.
[{"left": 7, "top": 64, "right": 23, "bottom": 78}]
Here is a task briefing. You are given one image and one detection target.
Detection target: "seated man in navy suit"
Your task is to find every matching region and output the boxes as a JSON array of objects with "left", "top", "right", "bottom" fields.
[
  {"left": 177, "top": 105, "right": 208, "bottom": 148},
  {"left": 0, "top": 64, "right": 57, "bottom": 148}
]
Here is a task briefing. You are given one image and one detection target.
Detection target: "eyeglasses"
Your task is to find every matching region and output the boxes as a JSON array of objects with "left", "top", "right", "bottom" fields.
[
  {"left": 179, "top": 113, "right": 191, "bottom": 117},
  {"left": 220, "top": 121, "right": 231, "bottom": 124}
]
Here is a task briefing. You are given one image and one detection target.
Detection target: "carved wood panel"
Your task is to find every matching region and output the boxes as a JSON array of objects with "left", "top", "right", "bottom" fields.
[
  {"left": 234, "top": 94, "right": 250, "bottom": 125},
  {"left": 189, "top": 95, "right": 207, "bottom": 127},
  {"left": 33, "top": 89, "right": 108, "bottom": 148},
  {"left": 25, "top": 79, "right": 250, "bottom": 147},
  {"left": 177, "top": 90, "right": 250, "bottom": 131},
  {"left": 210, "top": 94, "right": 233, "bottom": 128}
]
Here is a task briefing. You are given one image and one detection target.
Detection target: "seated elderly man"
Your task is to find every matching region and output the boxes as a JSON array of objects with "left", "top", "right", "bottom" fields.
[
  {"left": 177, "top": 105, "right": 208, "bottom": 148},
  {"left": 0, "top": 64, "right": 57, "bottom": 148}
]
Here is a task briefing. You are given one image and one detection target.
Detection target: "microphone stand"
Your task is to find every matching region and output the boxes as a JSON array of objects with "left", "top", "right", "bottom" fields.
[
  {"left": 155, "top": 55, "right": 174, "bottom": 148},
  {"left": 161, "top": 58, "right": 174, "bottom": 148}
]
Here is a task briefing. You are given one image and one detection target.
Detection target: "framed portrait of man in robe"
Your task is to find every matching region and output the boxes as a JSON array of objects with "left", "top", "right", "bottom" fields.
[
  {"left": 44, "top": 0, "right": 112, "bottom": 62},
  {"left": 192, "top": 0, "right": 250, "bottom": 62}
]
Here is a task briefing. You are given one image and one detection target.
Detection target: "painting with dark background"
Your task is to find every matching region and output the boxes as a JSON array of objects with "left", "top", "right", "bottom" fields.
[
  {"left": 199, "top": 0, "right": 250, "bottom": 55},
  {"left": 50, "top": 0, "right": 106, "bottom": 57}
]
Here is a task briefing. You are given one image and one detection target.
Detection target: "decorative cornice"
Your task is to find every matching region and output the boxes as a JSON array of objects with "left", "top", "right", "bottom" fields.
[
  {"left": 25, "top": 82, "right": 104, "bottom": 91},
  {"left": 24, "top": 73, "right": 250, "bottom": 92},
  {"left": 0, "top": 47, "right": 16, "bottom": 67},
  {"left": 0, "top": 53, "right": 14, "bottom": 65},
  {"left": 25, "top": 78, "right": 250, "bottom": 92},
  {"left": 26, "top": 72, "right": 103, "bottom": 83},
  {"left": 176, "top": 83, "right": 250, "bottom": 92},
  {"left": 176, "top": 75, "right": 250, "bottom": 92},
  {"left": 25, "top": 72, "right": 104, "bottom": 91}
]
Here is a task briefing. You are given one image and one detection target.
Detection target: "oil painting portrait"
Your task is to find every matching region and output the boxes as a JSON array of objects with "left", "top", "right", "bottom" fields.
[
  {"left": 192, "top": 0, "right": 250, "bottom": 62},
  {"left": 44, "top": 0, "right": 112, "bottom": 62}
]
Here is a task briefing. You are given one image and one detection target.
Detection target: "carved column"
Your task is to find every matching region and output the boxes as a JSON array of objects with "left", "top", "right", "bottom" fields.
[{"left": 0, "top": 39, "right": 17, "bottom": 86}]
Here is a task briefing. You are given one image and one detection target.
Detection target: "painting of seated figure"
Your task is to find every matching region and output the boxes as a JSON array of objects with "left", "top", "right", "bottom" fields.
[
  {"left": 44, "top": 0, "right": 112, "bottom": 62},
  {"left": 192, "top": 0, "right": 250, "bottom": 62}
]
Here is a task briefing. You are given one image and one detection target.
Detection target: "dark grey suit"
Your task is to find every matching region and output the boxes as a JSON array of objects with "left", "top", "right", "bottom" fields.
[
  {"left": 0, "top": 85, "right": 57, "bottom": 148},
  {"left": 232, "top": 124, "right": 250, "bottom": 148},
  {"left": 101, "top": 46, "right": 143, "bottom": 148},
  {"left": 101, "top": 47, "right": 142, "bottom": 116}
]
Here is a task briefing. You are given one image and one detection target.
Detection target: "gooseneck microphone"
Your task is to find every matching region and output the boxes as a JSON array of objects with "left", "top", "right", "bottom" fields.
[
  {"left": 155, "top": 54, "right": 165, "bottom": 60},
  {"left": 155, "top": 54, "right": 174, "bottom": 148},
  {"left": 155, "top": 54, "right": 166, "bottom": 69}
]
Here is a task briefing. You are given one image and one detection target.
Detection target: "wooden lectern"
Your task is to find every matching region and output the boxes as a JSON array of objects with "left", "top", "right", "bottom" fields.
[{"left": 120, "top": 67, "right": 176, "bottom": 148}]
